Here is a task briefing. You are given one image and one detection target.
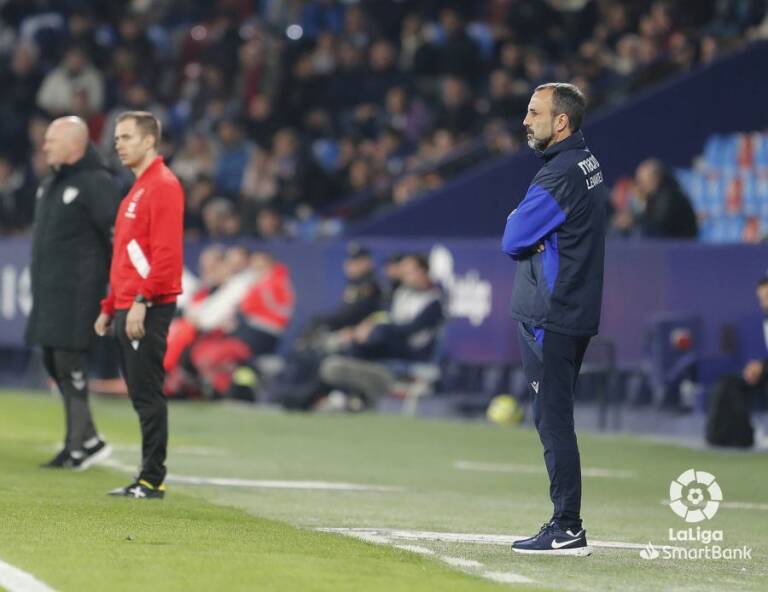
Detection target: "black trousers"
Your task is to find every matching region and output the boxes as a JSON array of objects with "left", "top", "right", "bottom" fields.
[
  {"left": 42, "top": 347, "right": 97, "bottom": 452},
  {"left": 518, "top": 322, "right": 590, "bottom": 531},
  {"left": 114, "top": 304, "right": 175, "bottom": 486}
]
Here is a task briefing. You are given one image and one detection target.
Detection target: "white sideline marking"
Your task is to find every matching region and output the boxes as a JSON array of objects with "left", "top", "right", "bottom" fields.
[
  {"left": 484, "top": 571, "right": 535, "bottom": 584},
  {"left": 661, "top": 499, "right": 768, "bottom": 512},
  {"left": 722, "top": 501, "right": 768, "bottom": 511},
  {"left": 455, "top": 460, "right": 636, "bottom": 479},
  {"left": 0, "top": 558, "right": 57, "bottom": 592},
  {"left": 319, "top": 527, "right": 649, "bottom": 550},
  {"left": 394, "top": 544, "right": 435, "bottom": 555},
  {"left": 104, "top": 459, "right": 403, "bottom": 492},
  {"left": 356, "top": 534, "right": 394, "bottom": 544},
  {"left": 440, "top": 556, "right": 484, "bottom": 568},
  {"left": 320, "top": 528, "right": 537, "bottom": 586}
]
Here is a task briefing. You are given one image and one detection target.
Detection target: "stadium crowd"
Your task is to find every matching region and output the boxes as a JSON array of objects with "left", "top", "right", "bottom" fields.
[{"left": 1, "top": 0, "right": 766, "bottom": 239}]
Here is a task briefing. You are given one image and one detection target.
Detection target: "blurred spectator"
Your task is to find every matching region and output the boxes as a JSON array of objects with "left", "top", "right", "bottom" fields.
[
  {"left": 202, "top": 197, "right": 240, "bottom": 238},
  {"left": 182, "top": 251, "right": 295, "bottom": 398},
  {"left": 613, "top": 159, "right": 699, "bottom": 239},
  {"left": 214, "top": 119, "right": 252, "bottom": 196},
  {"left": 360, "top": 39, "right": 404, "bottom": 104},
  {"left": 706, "top": 274, "right": 768, "bottom": 447},
  {"left": 172, "top": 131, "right": 218, "bottom": 186},
  {"left": 163, "top": 245, "right": 227, "bottom": 377},
  {"left": 742, "top": 277, "right": 768, "bottom": 389},
  {"left": 243, "top": 94, "right": 283, "bottom": 148},
  {"left": 381, "top": 85, "right": 428, "bottom": 143},
  {"left": 434, "top": 8, "right": 482, "bottom": 82},
  {"left": 269, "top": 127, "right": 325, "bottom": 212},
  {"left": 254, "top": 207, "right": 288, "bottom": 240},
  {"left": 435, "top": 76, "right": 478, "bottom": 137},
  {"left": 36, "top": 45, "right": 104, "bottom": 116},
  {"left": 381, "top": 253, "right": 404, "bottom": 306},
  {"left": 305, "top": 244, "right": 382, "bottom": 340},
  {"left": 277, "top": 243, "right": 382, "bottom": 408},
  {"left": 0, "top": 154, "right": 35, "bottom": 233},
  {"left": 0, "top": 42, "right": 42, "bottom": 149},
  {"left": 183, "top": 176, "right": 215, "bottom": 238}
]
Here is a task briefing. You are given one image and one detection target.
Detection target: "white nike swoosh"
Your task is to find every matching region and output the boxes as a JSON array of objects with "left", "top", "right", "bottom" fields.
[{"left": 551, "top": 538, "right": 583, "bottom": 549}]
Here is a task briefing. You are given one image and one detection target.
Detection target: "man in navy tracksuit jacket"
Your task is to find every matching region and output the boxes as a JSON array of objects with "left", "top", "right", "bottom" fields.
[{"left": 501, "top": 83, "right": 607, "bottom": 556}]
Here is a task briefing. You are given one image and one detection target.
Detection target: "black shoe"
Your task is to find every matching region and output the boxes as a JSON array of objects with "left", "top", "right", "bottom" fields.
[
  {"left": 108, "top": 480, "right": 166, "bottom": 499},
  {"left": 40, "top": 448, "right": 71, "bottom": 468},
  {"left": 77, "top": 438, "right": 113, "bottom": 471},
  {"left": 512, "top": 521, "right": 592, "bottom": 556}
]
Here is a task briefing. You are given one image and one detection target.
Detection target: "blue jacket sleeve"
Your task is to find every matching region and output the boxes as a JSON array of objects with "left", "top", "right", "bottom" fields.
[{"left": 501, "top": 184, "right": 566, "bottom": 259}]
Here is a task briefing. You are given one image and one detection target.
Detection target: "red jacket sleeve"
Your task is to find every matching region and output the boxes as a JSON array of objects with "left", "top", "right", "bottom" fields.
[
  {"left": 139, "top": 178, "right": 184, "bottom": 300},
  {"left": 100, "top": 289, "right": 116, "bottom": 316}
]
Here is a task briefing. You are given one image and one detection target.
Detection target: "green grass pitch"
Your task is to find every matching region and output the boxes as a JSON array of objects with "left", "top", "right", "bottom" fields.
[{"left": 0, "top": 389, "right": 766, "bottom": 591}]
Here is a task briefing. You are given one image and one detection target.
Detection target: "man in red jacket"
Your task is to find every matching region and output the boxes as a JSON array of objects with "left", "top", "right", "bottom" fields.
[{"left": 94, "top": 111, "right": 183, "bottom": 499}]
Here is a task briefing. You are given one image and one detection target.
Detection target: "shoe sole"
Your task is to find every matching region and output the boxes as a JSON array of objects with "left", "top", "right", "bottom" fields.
[
  {"left": 77, "top": 444, "right": 113, "bottom": 471},
  {"left": 512, "top": 545, "right": 593, "bottom": 557}
]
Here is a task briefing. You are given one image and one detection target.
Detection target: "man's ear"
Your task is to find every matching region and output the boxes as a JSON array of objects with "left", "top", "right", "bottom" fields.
[{"left": 555, "top": 113, "right": 569, "bottom": 134}]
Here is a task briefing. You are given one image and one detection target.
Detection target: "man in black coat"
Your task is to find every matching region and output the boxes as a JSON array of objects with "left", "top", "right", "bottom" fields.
[{"left": 26, "top": 116, "right": 120, "bottom": 469}]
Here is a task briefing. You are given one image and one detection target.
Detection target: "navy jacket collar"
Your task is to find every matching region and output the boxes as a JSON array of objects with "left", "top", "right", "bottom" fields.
[{"left": 537, "top": 130, "right": 586, "bottom": 161}]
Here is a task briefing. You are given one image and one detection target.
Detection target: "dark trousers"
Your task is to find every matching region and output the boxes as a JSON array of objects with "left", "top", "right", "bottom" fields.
[
  {"left": 42, "top": 347, "right": 97, "bottom": 452},
  {"left": 114, "top": 304, "right": 175, "bottom": 486},
  {"left": 518, "top": 322, "right": 590, "bottom": 531}
]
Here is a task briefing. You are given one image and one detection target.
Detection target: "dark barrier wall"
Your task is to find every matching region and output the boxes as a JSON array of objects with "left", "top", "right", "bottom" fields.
[
  {"left": 1, "top": 237, "right": 766, "bottom": 374},
  {"left": 349, "top": 41, "right": 768, "bottom": 238}
]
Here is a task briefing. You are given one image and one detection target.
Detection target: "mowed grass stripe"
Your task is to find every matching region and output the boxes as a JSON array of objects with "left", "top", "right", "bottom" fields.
[{"left": 0, "top": 392, "right": 526, "bottom": 592}]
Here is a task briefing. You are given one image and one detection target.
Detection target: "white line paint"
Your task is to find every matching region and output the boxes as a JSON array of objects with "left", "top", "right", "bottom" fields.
[
  {"left": 483, "top": 571, "right": 535, "bottom": 584},
  {"left": 722, "top": 501, "right": 768, "bottom": 511},
  {"left": 660, "top": 499, "right": 768, "bottom": 512},
  {"left": 319, "top": 527, "right": 650, "bottom": 550},
  {"left": 0, "top": 558, "right": 57, "bottom": 592},
  {"left": 355, "top": 533, "right": 394, "bottom": 544},
  {"left": 440, "top": 556, "right": 484, "bottom": 569},
  {"left": 393, "top": 544, "right": 435, "bottom": 555},
  {"left": 325, "top": 529, "right": 536, "bottom": 586},
  {"left": 455, "top": 460, "right": 636, "bottom": 479},
  {"left": 104, "top": 459, "right": 404, "bottom": 492}
]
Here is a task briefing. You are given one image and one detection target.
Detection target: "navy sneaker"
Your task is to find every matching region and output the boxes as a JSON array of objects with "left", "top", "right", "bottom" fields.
[{"left": 512, "top": 521, "right": 592, "bottom": 556}]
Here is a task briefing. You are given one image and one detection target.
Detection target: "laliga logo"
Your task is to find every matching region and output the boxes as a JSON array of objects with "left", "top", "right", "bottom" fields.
[{"left": 669, "top": 469, "right": 722, "bottom": 523}]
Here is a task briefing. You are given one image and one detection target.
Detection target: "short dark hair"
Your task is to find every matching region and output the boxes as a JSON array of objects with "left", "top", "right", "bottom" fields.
[
  {"left": 535, "top": 82, "right": 587, "bottom": 132},
  {"left": 116, "top": 110, "right": 162, "bottom": 146},
  {"left": 403, "top": 253, "right": 429, "bottom": 274},
  {"left": 757, "top": 277, "right": 768, "bottom": 290}
]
